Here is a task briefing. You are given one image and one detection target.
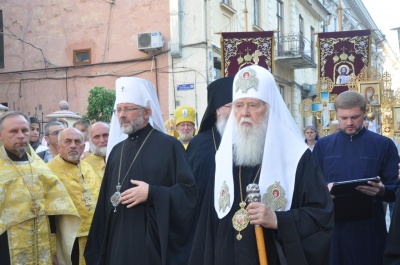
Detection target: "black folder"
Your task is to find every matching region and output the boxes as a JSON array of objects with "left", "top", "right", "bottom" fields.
[{"left": 330, "top": 177, "right": 379, "bottom": 222}]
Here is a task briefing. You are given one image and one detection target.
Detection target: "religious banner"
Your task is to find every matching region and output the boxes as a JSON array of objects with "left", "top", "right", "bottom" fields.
[
  {"left": 221, "top": 31, "right": 275, "bottom": 77},
  {"left": 318, "top": 30, "right": 371, "bottom": 95}
]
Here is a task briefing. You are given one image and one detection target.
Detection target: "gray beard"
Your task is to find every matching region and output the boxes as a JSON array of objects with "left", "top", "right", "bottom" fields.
[
  {"left": 121, "top": 115, "right": 145, "bottom": 134},
  {"left": 66, "top": 154, "right": 80, "bottom": 162},
  {"left": 233, "top": 117, "right": 268, "bottom": 167},
  {"left": 90, "top": 145, "right": 107, "bottom": 157},
  {"left": 14, "top": 146, "right": 27, "bottom": 157}
]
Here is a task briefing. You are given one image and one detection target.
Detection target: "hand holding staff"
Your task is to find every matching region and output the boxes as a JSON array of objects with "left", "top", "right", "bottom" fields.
[{"left": 246, "top": 183, "right": 268, "bottom": 265}]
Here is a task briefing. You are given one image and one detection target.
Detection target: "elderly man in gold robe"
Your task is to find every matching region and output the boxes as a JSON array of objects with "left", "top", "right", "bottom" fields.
[
  {"left": 48, "top": 128, "right": 101, "bottom": 265},
  {"left": 83, "top": 121, "right": 109, "bottom": 179},
  {"left": 173, "top": 105, "right": 197, "bottom": 149},
  {"left": 0, "top": 111, "right": 80, "bottom": 265}
]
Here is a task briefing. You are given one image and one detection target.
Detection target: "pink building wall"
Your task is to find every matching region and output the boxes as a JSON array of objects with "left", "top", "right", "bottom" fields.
[{"left": 0, "top": 0, "right": 170, "bottom": 121}]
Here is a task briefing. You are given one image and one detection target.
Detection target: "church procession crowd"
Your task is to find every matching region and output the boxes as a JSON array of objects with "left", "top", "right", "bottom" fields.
[{"left": 1, "top": 65, "right": 400, "bottom": 265}]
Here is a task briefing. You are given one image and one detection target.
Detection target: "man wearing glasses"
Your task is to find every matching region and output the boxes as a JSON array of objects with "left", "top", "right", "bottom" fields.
[
  {"left": 85, "top": 77, "right": 198, "bottom": 265},
  {"left": 37, "top": 120, "right": 65, "bottom": 163}
]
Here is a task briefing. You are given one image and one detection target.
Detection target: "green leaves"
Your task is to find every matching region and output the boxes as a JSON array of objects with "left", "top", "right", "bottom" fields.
[{"left": 83, "top": 86, "right": 115, "bottom": 123}]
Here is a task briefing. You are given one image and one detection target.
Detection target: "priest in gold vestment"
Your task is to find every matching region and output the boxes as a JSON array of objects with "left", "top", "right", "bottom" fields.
[
  {"left": 0, "top": 111, "right": 80, "bottom": 265},
  {"left": 83, "top": 122, "right": 109, "bottom": 179},
  {"left": 48, "top": 128, "right": 101, "bottom": 265}
]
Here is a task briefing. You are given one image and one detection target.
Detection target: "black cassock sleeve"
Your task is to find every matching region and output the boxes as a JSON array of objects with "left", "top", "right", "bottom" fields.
[
  {"left": 384, "top": 192, "right": 400, "bottom": 265},
  {"left": 274, "top": 150, "right": 334, "bottom": 265},
  {"left": 84, "top": 157, "right": 111, "bottom": 265}
]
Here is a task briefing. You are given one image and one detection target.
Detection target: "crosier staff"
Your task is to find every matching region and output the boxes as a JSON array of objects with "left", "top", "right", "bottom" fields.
[{"left": 246, "top": 183, "right": 268, "bottom": 265}]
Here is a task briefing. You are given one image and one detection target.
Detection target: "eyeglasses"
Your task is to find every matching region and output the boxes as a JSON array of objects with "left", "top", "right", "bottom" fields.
[
  {"left": 47, "top": 130, "right": 61, "bottom": 136},
  {"left": 113, "top": 107, "right": 143, "bottom": 115}
]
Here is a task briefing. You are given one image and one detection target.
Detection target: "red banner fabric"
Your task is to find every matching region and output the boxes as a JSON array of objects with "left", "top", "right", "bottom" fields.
[
  {"left": 221, "top": 31, "right": 275, "bottom": 77},
  {"left": 318, "top": 30, "right": 371, "bottom": 95}
]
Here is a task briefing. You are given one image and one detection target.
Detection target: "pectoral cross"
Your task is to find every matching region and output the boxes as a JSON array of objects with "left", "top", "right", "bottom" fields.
[{"left": 82, "top": 191, "right": 92, "bottom": 211}]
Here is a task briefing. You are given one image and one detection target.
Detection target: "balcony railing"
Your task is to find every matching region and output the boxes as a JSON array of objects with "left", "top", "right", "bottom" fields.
[{"left": 275, "top": 33, "right": 316, "bottom": 69}]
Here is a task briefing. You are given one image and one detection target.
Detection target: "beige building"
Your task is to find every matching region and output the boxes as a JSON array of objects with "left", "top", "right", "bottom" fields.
[{"left": 0, "top": 0, "right": 398, "bottom": 131}]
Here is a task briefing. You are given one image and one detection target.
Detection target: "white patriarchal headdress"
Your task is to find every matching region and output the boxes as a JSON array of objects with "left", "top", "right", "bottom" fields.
[
  {"left": 214, "top": 65, "right": 308, "bottom": 218},
  {"left": 106, "top": 77, "right": 166, "bottom": 159}
]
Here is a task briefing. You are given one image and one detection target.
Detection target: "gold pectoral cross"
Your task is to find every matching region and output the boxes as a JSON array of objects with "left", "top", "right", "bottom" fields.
[{"left": 82, "top": 191, "right": 92, "bottom": 210}]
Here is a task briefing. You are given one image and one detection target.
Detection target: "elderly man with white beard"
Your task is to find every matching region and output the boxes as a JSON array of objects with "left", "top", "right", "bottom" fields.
[
  {"left": 174, "top": 105, "right": 197, "bottom": 149},
  {"left": 187, "top": 76, "right": 234, "bottom": 207},
  {"left": 83, "top": 122, "right": 109, "bottom": 179},
  {"left": 189, "top": 65, "right": 334, "bottom": 265}
]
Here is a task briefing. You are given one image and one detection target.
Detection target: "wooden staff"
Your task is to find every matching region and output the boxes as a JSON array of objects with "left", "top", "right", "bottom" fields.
[{"left": 246, "top": 183, "right": 268, "bottom": 265}]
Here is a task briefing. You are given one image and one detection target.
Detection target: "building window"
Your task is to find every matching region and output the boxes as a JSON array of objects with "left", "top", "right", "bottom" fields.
[
  {"left": 73, "top": 49, "right": 91, "bottom": 65},
  {"left": 279, "top": 85, "right": 285, "bottom": 101},
  {"left": 254, "top": 0, "right": 260, "bottom": 26},
  {"left": 299, "top": 15, "right": 304, "bottom": 52},
  {"left": 276, "top": 0, "right": 283, "bottom": 55},
  {"left": 334, "top": 17, "right": 337, "bottom": 32},
  {"left": 214, "top": 57, "right": 222, "bottom": 80},
  {"left": 221, "top": 0, "right": 231, "bottom": 6},
  {"left": 299, "top": 15, "right": 304, "bottom": 36},
  {"left": 310, "top": 26, "right": 315, "bottom": 61},
  {"left": 0, "top": 11, "right": 4, "bottom": 69}
]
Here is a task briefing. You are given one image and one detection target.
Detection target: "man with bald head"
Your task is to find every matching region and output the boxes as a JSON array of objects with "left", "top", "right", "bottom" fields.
[
  {"left": 189, "top": 65, "right": 333, "bottom": 265},
  {"left": 85, "top": 77, "right": 198, "bottom": 265},
  {"left": 0, "top": 111, "right": 79, "bottom": 265},
  {"left": 83, "top": 122, "right": 109, "bottom": 179},
  {"left": 47, "top": 128, "right": 100, "bottom": 265}
]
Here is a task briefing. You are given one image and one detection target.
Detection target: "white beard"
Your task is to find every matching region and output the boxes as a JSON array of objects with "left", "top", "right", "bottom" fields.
[
  {"left": 233, "top": 117, "right": 268, "bottom": 167},
  {"left": 90, "top": 144, "right": 107, "bottom": 157},
  {"left": 178, "top": 129, "right": 194, "bottom": 143},
  {"left": 216, "top": 112, "right": 229, "bottom": 136}
]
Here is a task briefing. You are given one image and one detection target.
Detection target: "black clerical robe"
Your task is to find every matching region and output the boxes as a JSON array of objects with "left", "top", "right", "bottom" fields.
[
  {"left": 84, "top": 124, "right": 198, "bottom": 265},
  {"left": 189, "top": 150, "right": 333, "bottom": 265},
  {"left": 187, "top": 125, "right": 221, "bottom": 207},
  {"left": 384, "top": 191, "right": 400, "bottom": 265}
]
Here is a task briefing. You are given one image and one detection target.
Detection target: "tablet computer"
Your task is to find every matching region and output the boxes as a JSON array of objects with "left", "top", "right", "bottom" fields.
[
  {"left": 330, "top": 177, "right": 379, "bottom": 222},
  {"left": 331, "top": 177, "right": 379, "bottom": 195}
]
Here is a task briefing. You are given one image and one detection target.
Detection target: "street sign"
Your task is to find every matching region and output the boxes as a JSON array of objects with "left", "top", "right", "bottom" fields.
[{"left": 177, "top": 83, "right": 194, "bottom": 91}]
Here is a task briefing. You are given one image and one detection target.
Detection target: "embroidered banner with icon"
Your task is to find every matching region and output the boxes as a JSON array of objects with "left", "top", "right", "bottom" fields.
[
  {"left": 318, "top": 29, "right": 371, "bottom": 95},
  {"left": 221, "top": 31, "right": 275, "bottom": 77}
]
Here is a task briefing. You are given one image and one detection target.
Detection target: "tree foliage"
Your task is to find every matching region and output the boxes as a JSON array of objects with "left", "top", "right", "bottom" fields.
[{"left": 83, "top": 86, "right": 115, "bottom": 123}]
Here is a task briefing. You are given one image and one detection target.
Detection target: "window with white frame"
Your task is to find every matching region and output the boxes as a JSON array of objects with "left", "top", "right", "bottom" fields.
[
  {"left": 277, "top": 0, "right": 283, "bottom": 54},
  {"left": 254, "top": 0, "right": 260, "bottom": 26}
]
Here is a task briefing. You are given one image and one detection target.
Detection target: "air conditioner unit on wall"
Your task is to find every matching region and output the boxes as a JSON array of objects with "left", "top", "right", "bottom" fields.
[{"left": 137, "top": 32, "right": 164, "bottom": 51}]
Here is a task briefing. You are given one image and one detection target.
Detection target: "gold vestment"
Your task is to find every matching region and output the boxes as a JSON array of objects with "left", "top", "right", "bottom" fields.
[
  {"left": 83, "top": 153, "right": 106, "bottom": 180},
  {"left": 48, "top": 155, "right": 101, "bottom": 265},
  {"left": 0, "top": 146, "right": 80, "bottom": 265}
]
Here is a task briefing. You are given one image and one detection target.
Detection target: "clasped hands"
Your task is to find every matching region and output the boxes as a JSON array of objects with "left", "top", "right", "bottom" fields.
[{"left": 120, "top": 180, "right": 149, "bottom": 208}]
